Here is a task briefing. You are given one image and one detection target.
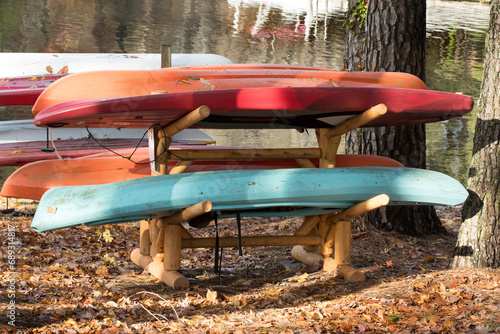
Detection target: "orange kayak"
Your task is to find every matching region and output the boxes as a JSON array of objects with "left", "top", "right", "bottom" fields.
[
  {"left": 1, "top": 148, "right": 403, "bottom": 200},
  {"left": 32, "top": 64, "right": 427, "bottom": 113}
]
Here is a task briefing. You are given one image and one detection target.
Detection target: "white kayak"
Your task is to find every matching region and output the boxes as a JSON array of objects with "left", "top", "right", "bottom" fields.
[
  {"left": 0, "top": 53, "right": 234, "bottom": 77},
  {"left": 0, "top": 119, "right": 215, "bottom": 144}
]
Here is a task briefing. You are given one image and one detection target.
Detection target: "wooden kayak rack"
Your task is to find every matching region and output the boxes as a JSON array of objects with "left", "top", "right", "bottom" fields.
[{"left": 130, "top": 103, "right": 390, "bottom": 290}]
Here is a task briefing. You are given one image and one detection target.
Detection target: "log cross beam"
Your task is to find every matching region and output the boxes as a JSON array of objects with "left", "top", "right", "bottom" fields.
[{"left": 158, "top": 105, "right": 211, "bottom": 139}]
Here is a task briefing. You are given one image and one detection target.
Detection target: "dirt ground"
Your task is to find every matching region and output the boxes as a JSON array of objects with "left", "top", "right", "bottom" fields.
[{"left": 1, "top": 198, "right": 500, "bottom": 333}]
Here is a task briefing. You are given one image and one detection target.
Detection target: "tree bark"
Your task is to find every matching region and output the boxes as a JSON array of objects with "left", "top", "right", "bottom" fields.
[
  {"left": 453, "top": 1, "right": 500, "bottom": 269},
  {"left": 343, "top": 0, "right": 366, "bottom": 71},
  {"left": 344, "top": 0, "right": 446, "bottom": 235}
]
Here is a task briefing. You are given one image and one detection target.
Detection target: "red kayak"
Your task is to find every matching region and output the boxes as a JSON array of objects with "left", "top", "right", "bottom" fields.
[
  {"left": 34, "top": 86, "right": 474, "bottom": 130},
  {"left": 32, "top": 65, "right": 428, "bottom": 113},
  {"left": 0, "top": 88, "right": 46, "bottom": 106},
  {"left": 0, "top": 74, "right": 66, "bottom": 105},
  {"left": 0, "top": 74, "right": 66, "bottom": 89},
  {"left": 0, "top": 148, "right": 404, "bottom": 200},
  {"left": 0, "top": 138, "right": 205, "bottom": 166}
]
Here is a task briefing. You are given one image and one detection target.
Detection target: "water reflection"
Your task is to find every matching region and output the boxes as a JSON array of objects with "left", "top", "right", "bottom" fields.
[
  {"left": 0, "top": 0, "right": 491, "bottom": 185},
  {"left": 425, "top": 1, "right": 488, "bottom": 183},
  {"left": 229, "top": 0, "right": 348, "bottom": 41},
  {"left": 427, "top": 0, "right": 491, "bottom": 33}
]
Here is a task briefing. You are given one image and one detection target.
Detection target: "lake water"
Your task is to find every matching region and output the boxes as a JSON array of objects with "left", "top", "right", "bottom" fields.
[{"left": 0, "top": 0, "right": 492, "bottom": 185}]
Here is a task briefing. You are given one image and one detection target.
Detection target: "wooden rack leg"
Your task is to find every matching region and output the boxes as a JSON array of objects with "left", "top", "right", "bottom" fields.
[
  {"left": 131, "top": 220, "right": 157, "bottom": 269},
  {"left": 325, "top": 194, "right": 389, "bottom": 281},
  {"left": 333, "top": 220, "right": 365, "bottom": 282},
  {"left": 148, "top": 219, "right": 160, "bottom": 259},
  {"left": 147, "top": 202, "right": 212, "bottom": 290},
  {"left": 130, "top": 220, "right": 154, "bottom": 270},
  {"left": 156, "top": 225, "right": 193, "bottom": 254},
  {"left": 139, "top": 220, "right": 150, "bottom": 255},
  {"left": 148, "top": 222, "right": 189, "bottom": 290},
  {"left": 316, "top": 128, "right": 340, "bottom": 168}
]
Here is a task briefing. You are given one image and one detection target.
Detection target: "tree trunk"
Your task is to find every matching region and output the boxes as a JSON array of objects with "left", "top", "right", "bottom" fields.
[
  {"left": 343, "top": 0, "right": 366, "bottom": 71},
  {"left": 344, "top": 0, "right": 446, "bottom": 235},
  {"left": 453, "top": 0, "right": 500, "bottom": 269}
]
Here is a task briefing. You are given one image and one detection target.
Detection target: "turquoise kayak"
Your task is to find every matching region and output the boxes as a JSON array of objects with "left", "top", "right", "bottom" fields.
[{"left": 30, "top": 167, "right": 468, "bottom": 232}]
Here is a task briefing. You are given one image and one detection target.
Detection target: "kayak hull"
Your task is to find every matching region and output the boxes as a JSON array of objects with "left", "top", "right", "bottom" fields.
[
  {"left": 1, "top": 151, "right": 404, "bottom": 200},
  {"left": 32, "top": 66, "right": 428, "bottom": 113},
  {"left": 34, "top": 86, "right": 474, "bottom": 129},
  {"left": 30, "top": 167, "right": 468, "bottom": 232}
]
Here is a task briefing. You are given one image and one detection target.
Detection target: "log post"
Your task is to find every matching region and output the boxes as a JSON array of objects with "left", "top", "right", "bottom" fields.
[
  {"left": 334, "top": 220, "right": 351, "bottom": 266},
  {"left": 316, "top": 128, "right": 339, "bottom": 168},
  {"left": 161, "top": 44, "right": 172, "bottom": 68},
  {"left": 322, "top": 194, "right": 389, "bottom": 281},
  {"left": 149, "top": 106, "right": 210, "bottom": 174},
  {"left": 319, "top": 215, "right": 337, "bottom": 273},
  {"left": 147, "top": 219, "right": 189, "bottom": 290},
  {"left": 156, "top": 225, "right": 194, "bottom": 254},
  {"left": 163, "top": 224, "right": 182, "bottom": 271},
  {"left": 150, "top": 202, "right": 213, "bottom": 290},
  {"left": 332, "top": 220, "right": 365, "bottom": 282},
  {"left": 139, "top": 220, "right": 150, "bottom": 255},
  {"left": 319, "top": 216, "right": 334, "bottom": 258},
  {"left": 148, "top": 219, "right": 160, "bottom": 258}
]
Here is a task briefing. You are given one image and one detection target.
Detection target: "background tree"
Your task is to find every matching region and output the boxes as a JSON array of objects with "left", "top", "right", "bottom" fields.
[
  {"left": 344, "top": 0, "right": 446, "bottom": 235},
  {"left": 453, "top": 0, "right": 500, "bottom": 269},
  {"left": 343, "top": 0, "right": 366, "bottom": 71}
]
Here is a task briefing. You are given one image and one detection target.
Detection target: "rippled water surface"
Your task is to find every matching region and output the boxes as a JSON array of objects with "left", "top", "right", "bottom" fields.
[{"left": 0, "top": 0, "right": 492, "bottom": 184}]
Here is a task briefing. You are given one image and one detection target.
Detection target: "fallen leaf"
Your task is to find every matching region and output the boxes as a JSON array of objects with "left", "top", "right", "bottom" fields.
[
  {"left": 233, "top": 297, "right": 248, "bottom": 308},
  {"left": 206, "top": 289, "right": 218, "bottom": 304},
  {"left": 330, "top": 79, "right": 341, "bottom": 87},
  {"left": 295, "top": 320, "right": 309, "bottom": 327},
  {"left": 340, "top": 322, "right": 353, "bottom": 332},
  {"left": 423, "top": 255, "right": 435, "bottom": 263},
  {"left": 57, "top": 65, "right": 69, "bottom": 74},
  {"left": 96, "top": 266, "right": 109, "bottom": 276}
]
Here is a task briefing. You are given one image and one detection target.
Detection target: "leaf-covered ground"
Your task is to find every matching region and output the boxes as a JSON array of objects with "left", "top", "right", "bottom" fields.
[{"left": 1, "top": 198, "right": 500, "bottom": 333}]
